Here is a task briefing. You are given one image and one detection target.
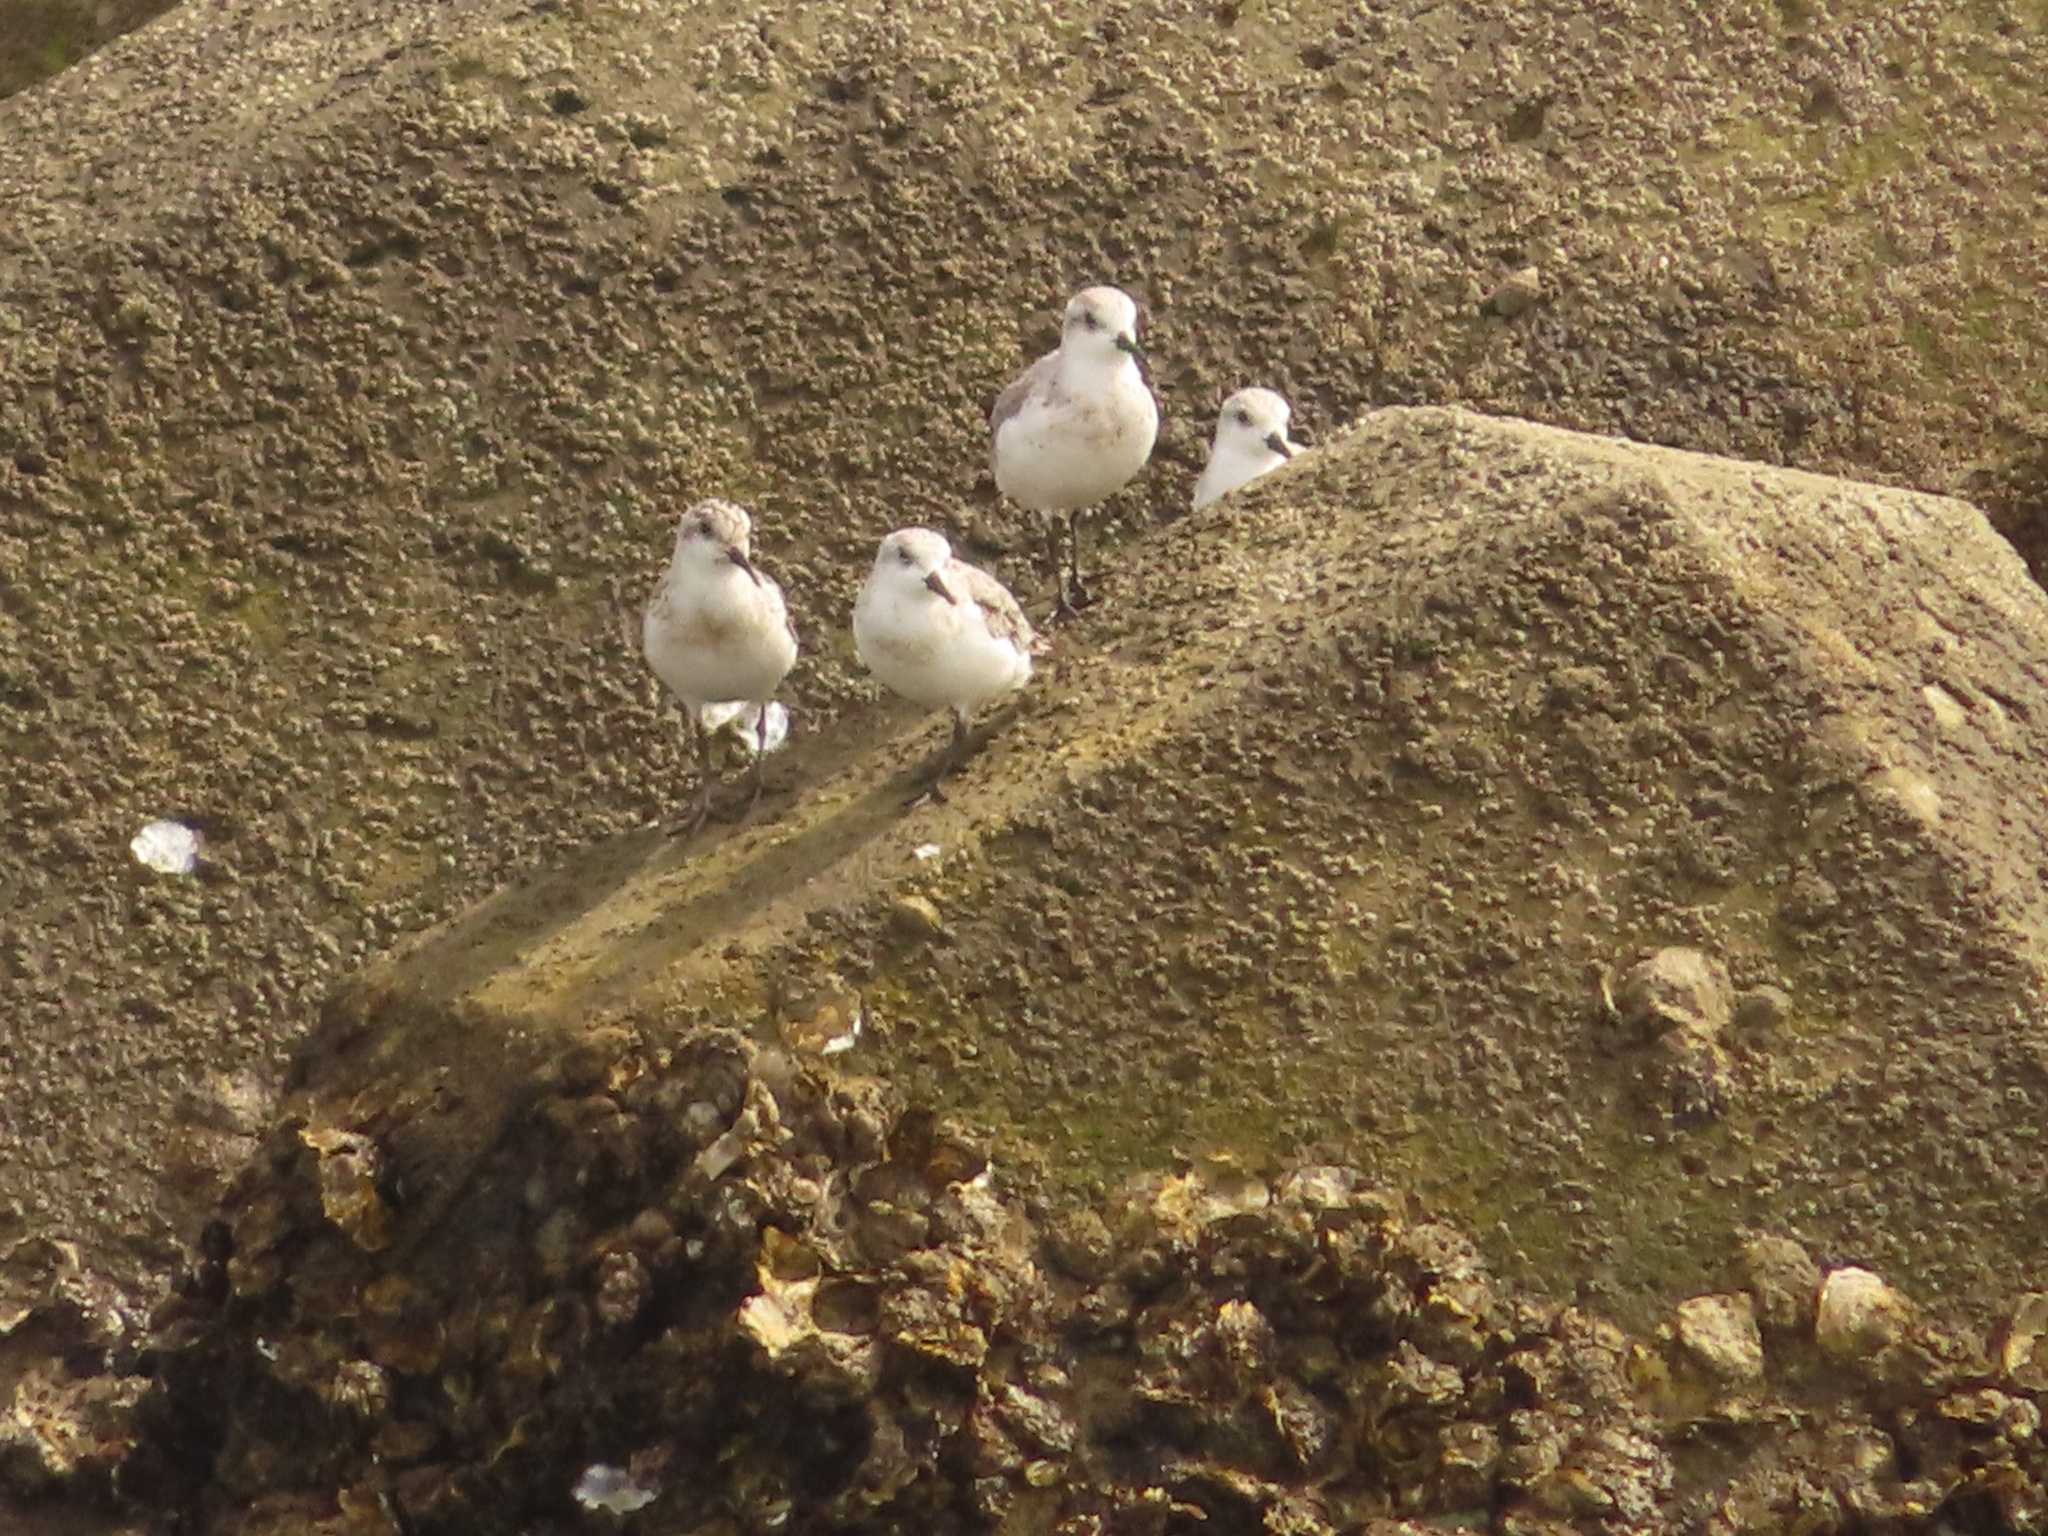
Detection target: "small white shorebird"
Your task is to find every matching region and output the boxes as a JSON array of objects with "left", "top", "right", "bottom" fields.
[
  {"left": 1192, "top": 387, "right": 1299, "bottom": 511},
  {"left": 990, "top": 284, "right": 1159, "bottom": 618},
  {"left": 853, "top": 527, "right": 1041, "bottom": 802},
  {"left": 642, "top": 498, "right": 799, "bottom": 831}
]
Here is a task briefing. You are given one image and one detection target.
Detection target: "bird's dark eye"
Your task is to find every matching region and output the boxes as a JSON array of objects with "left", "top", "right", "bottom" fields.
[
  {"left": 1082, "top": 312, "right": 1099, "bottom": 330},
  {"left": 898, "top": 547, "right": 913, "bottom": 563},
  {"left": 693, "top": 519, "right": 710, "bottom": 536},
  {"left": 1234, "top": 409, "right": 1253, "bottom": 426}
]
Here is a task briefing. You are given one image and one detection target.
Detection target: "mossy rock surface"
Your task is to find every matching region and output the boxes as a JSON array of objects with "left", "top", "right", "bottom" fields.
[
  {"left": 0, "top": 0, "right": 2044, "bottom": 1381},
  {"left": 5, "top": 1, "right": 2048, "bottom": 1523},
  {"left": 339, "top": 405, "right": 2048, "bottom": 1333},
  {"left": 0, "top": 0, "right": 175, "bottom": 100}
]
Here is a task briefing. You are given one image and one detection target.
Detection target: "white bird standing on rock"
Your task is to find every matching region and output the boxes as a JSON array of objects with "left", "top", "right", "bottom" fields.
[
  {"left": 853, "top": 527, "right": 1041, "bottom": 803},
  {"left": 642, "top": 498, "right": 799, "bottom": 832},
  {"left": 990, "top": 284, "right": 1160, "bottom": 619},
  {"left": 1193, "top": 387, "right": 1299, "bottom": 511}
]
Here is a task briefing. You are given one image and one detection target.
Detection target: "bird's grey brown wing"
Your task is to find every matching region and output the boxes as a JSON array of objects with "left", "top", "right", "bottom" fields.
[
  {"left": 956, "top": 559, "right": 1036, "bottom": 652},
  {"left": 763, "top": 571, "right": 800, "bottom": 651},
  {"left": 989, "top": 349, "right": 1060, "bottom": 439}
]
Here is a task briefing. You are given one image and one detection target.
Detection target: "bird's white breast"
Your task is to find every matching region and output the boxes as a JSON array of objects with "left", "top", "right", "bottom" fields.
[
  {"left": 1193, "top": 441, "right": 1290, "bottom": 510},
  {"left": 855, "top": 580, "right": 1031, "bottom": 713},
  {"left": 644, "top": 564, "right": 796, "bottom": 709},
  {"left": 994, "top": 363, "right": 1158, "bottom": 513}
]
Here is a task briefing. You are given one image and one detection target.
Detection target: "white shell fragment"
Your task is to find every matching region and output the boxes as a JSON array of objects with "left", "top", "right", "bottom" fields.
[
  {"left": 131, "top": 819, "right": 201, "bottom": 874},
  {"left": 573, "top": 1463, "right": 658, "bottom": 1514},
  {"left": 819, "top": 1008, "right": 864, "bottom": 1056},
  {"left": 912, "top": 842, "right": 943, "bottom": 861}
]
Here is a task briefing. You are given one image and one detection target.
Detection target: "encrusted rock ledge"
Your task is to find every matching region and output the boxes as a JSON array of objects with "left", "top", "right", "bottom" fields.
[{"left": 109, "top": 1026, "right": 2048, "bottom": 1534}]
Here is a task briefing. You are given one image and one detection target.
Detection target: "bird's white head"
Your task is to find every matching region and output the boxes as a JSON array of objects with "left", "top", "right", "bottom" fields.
[
  {"left": 1213, "top": 387, "right": 1295, "bottom": 459},
  {"left": 1062, "top": 285, "right": 1145, "bottom": 368},
  {"left": 673, "top": 498, "right": 762, "bottom": 583},
  {"left": 874, "top": 527, "right": 959, "bottom": 604}
]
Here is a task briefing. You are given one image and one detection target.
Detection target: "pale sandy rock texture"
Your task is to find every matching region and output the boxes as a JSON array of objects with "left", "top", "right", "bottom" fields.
[{"left": 1, "top": 0, "right": 2044, "bottom": 1366}]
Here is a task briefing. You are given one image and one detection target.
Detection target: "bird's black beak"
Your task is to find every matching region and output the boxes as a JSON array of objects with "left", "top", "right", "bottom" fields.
[
  {"left": 924, "top": 569, "right": 957, "bottom": 604},
  {"left": 1265, "top": 432, "right": 1293, "bottom": 459},
  {"left": 728, "top": 547, "right": 762, "bottom": 585},
  {"left": 1115, "top": 332, "right": 1144, "bottom": 361}
]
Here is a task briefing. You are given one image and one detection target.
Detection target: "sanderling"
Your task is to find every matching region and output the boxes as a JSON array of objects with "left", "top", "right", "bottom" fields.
[
  {"left": 853, "top": 527, "right": 1040, "bottom": 802},
  {"left": 642, "top": 498, "right": 799, "bottom": 831},
  {"left": 990, "top": 284, "right": 1159, "bottom": 617},
  {"left": 1193, "top": 387, "right": 1299, "bottom": 511}
]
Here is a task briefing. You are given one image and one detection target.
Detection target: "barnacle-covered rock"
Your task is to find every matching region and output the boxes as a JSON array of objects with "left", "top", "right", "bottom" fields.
[
  {"left": 1431, "top": 1420, "right": 1501, "bottom": 1509},
  {"left": 1613, "top": 948, "right": 1732, "bottom": 1041},
  {"left": 301, "top": 1124, "right": 394, "bottom": 1253},
  {"left": 1994, "top": 1292, "right": 2048, "bottom": 1392},
  {"left": 320, "top": 1359, "right": 390, "bottom": 1420},
  {"left": 126, "top": 1014, "right": 2048, "bottom": 1534},
  {"left": 595, "top": 1248, "right": 650, "bottom": 1329},
  {"left": 1673, "top": 1293, "right": 1766, "bottom": 1384},
  {"left": 1742, "top": 1234, "right": 1822, "bottom": 1335},
  {"left": 1531, "top": 1426, "right": 1671, "bottom": 1525},
  {"left": 1816, "top": 1267, "right": 1912, "bottom": 1360},
  {"left": 691, "top": 1076, "right": 789, "bottom": 1186},
  {"left": 1262, "top": 1379, "right": 1339, "bottom": 1473},
  {"left": 359, "top": 1273, "right": 445, "bottom": 1377},
  {"left": 0, "top": 1363, "right": 146, "bottom": 1493},
  {"left": 0, "top": 1238, "right": 133, "bottom": 1363}
]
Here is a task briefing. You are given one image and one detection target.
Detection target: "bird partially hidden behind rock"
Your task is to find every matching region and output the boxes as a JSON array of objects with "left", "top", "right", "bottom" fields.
[
  {"left": 853, "top": 527, "right": 1043, "bottom": 805},
  {"left": 989, "top": 284, "right": 1160, "bottom": 619},
  {"left": 1193, "top": 387, "right": 1300, "bottom": 511},
  {"left": 642, "top": 498, "right": 799, "bottom": 833}
]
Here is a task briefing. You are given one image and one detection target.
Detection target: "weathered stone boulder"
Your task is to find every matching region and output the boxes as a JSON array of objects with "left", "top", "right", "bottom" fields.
[
  {"left": 4, "top": 0, "right": 2047, "bottom": 1351},
  {"left": 327, "top": 405, "right": 2048, "bottom": 1331},
  {"left": 109, "top": 406, "right": 2048, "bottom": 1534}
]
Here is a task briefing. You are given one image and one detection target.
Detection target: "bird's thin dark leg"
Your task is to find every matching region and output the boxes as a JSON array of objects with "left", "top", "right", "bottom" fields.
[
  {"left": 1043, "top": 518, "right": 1075, "bottom": 621},
  {"left": 745, "top": 704, "right": 769, "bottom": 815},
  {"left": 1066, "top": 508, "right": 1095, "bottom": 610},
  {"left": 904, "top": 711, "right": 971, "bottom": 810},
  {"left": 677, "top": 711, "right": 714, "bottom": 835}
]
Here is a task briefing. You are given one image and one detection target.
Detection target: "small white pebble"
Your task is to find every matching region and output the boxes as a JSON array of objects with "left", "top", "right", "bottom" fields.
[
  {"left": 573, "top": 1463, "right": 658, "bottom": 1514},
  {"left": 131, "top": 819, "right": 201, "bottom": 874}
]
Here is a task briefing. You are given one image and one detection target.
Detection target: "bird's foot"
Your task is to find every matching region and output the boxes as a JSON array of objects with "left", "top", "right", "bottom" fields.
[
  {"left": 902, "top": 747, "right": 958, "bottom": 808},
  {"left": 1046, "top": 579, "right": 1101, "bottom": 623},
  {"left": 1066, "top": 568, "right": 1103, "bottom": 609},
  {"left": 669, "top": 797, "right": 715, "bottom": 838},
  {"left": 902, "top": 777, "right": 950, "bottom": 811},
  {"left": 671, "top": 782, "right": 764, "bottom": 836}
]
